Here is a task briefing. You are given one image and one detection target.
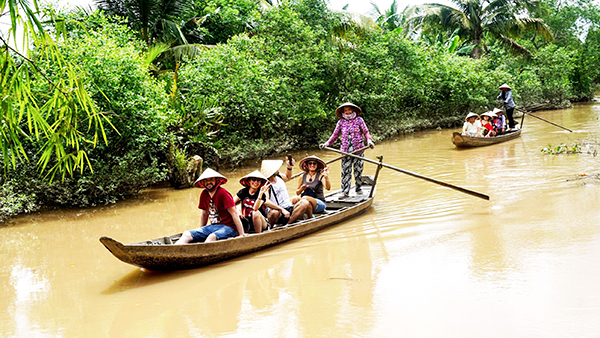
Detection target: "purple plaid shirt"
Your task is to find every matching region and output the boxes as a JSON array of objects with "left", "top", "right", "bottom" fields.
[{"left": 325, "top": 116, "right": 372, "bottom": 152}]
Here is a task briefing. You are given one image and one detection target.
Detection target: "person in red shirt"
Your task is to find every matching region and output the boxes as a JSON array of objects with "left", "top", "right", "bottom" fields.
[
  {"left": 481, "top": 111, "right": 497, "bottom": 137},
  {"left": 175, "top": 168, "right": 245, "bottom": 244}
]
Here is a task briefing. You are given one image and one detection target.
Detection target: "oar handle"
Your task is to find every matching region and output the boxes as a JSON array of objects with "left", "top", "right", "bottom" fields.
[
  {"left": 324, "top": 147, "right": 490, "bottom": 201},
  {"left": 289, "top": 146, "right": 370, "bottom": 179}
]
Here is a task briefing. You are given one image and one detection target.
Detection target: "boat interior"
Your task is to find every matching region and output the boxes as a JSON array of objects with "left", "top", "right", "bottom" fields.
[{"left": 141, "top": 175, "right": 376, "bottom": 245}]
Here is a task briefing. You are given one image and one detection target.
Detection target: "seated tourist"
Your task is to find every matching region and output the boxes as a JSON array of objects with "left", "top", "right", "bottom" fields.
[
  {"left": 174, "top": 168, "right": 245, "bottom": 244},
  {"left": 260, "top": 158, "right": 312, "bottom": 226},
  {"left": 462, "top": 112, "right": 481, "bottom": 137},
  {"left": 493, "top": 108, "right": 507, "bottom": 134},
  {"left": 291, "top": 155, "right": 330, "bottom": 219},
  {"left": 234, "top": 170, "right": 270, "bottom": 234},
  {"left": 480, "top": 112, "right": 497, "bottom": 137}
]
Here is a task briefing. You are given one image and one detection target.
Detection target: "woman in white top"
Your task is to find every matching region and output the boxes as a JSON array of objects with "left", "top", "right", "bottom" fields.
[{"left": 462, "top": 112, "right": 482, "bottom": 137}]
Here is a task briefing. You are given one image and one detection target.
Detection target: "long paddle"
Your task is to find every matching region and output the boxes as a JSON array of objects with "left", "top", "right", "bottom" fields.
[
  {"left": 290, "top": 146, "right": 370, "bottom": 179},
  {"left": 517, "top": 108, "right": 573, "bottom": 132},
  {"left": 324, "top": 146, "right": 490, "bottom": 201}
]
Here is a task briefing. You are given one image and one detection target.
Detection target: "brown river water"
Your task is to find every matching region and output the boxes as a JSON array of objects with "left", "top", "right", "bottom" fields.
[{"left": 2, "top": 102, "right": 600, "bottom": 338}]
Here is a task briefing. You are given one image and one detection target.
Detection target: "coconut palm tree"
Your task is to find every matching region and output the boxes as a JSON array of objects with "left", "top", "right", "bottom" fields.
[
  {"left": 406, "top": 0, "right": 554, "bottom": 58},
  {"left": 95, "top": 0, "right": 196, "bottom": 46},
  {"left": 331, "top": 6, "right": 380, "bottom": 47},
  {"left": 370, "top": 0, "right": 407, "bottom": 32}
]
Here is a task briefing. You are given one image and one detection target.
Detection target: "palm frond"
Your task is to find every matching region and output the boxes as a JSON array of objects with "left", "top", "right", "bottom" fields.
[
  {"left": 516, "top": 17, "right": 554, "bottom": 41},
  {"left": 498, "top": 33, "right": 532, "bottom": 56}
]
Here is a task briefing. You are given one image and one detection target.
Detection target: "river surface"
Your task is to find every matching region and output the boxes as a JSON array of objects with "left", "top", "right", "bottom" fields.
[{"left": 2, "top": 102, "right": 600, "bottom": 338}]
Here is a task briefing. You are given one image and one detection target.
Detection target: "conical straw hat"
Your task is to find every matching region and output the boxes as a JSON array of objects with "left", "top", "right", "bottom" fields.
[
  {"left": 298, "top": 155, "right": 326, "bottom": 172},
  {"left": 193, "top": 168, "right": 227, "bottom": 188},
  {"left": 260, "top": 160, "right": 283, "bottom": 178},
  {"left": 239, "top": 170, "right": 268, "bottom": 187},
  {"left": 335, "top": 102, "right": 362, "bottom": 117}
]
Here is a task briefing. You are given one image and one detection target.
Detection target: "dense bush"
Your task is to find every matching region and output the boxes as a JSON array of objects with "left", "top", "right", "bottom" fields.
[
  {"left": 0, "top": 12, "right": 170, "bottom": 221},
  {"left": 176, "top": 6, "right": 331, "bottom": 164}
]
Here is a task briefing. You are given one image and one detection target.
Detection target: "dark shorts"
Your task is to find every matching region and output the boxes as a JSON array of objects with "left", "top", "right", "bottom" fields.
[
  {"left": 240, "top": 217, "right": 256, "bottom": 233},
  {"left": 274, "top": 206, "right": 295, "bottom": 225}
]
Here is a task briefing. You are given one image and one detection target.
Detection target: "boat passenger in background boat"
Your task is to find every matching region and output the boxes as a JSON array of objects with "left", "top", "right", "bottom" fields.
[
  {"left": 493, "top": 107, "right": 507, "bottom": 134},
  {"left": 260, "top": 159, "right": 312, "bottom": 226},
  {"left": 292, "top": 156, "right": 330, "bottom": 218},
  {"left": 480, "top": 112, "right": 497, "bottom": 137},
  {"left": 462, "top": 112, "right": 481, "bottom": 137},
  {"left": 320, "top": 102, "right": 374, "bottom": 197},
  {"left": 174, "top": 168, "right": 245, "bottom": 244},
  {"left": 234, "top": 170, "right": 269, "bottom": 234},
  {"left": 497, "top": 83, "right": 516, "bottom": 130}
]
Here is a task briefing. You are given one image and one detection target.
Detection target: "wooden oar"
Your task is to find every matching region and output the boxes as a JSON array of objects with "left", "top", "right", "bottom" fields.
[
  {"left": 290, "top": 146, "right": 370, "bottom": 179},
  {"left": 324, "top": 147, "right": 490, "bottom": 201},
  {"left": 518, "top": 109, "right": 573, "bottom": 132}
]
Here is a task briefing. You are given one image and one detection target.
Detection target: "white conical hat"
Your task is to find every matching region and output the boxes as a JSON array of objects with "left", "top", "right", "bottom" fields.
[
  {"left": 260, "top": 160, "right": 283, "bottom": 178},
  {"left": 499, "top": 83, "right": 511, "bottom": 90},
  {"left": 465, "top": 112, "right": 479, "bottom": 121},
  {"left": 193, "top": 168, "right": 227, "bottom": 188},
  {"left": 239, "top": 170, "right": 268, "bottom": 187}
]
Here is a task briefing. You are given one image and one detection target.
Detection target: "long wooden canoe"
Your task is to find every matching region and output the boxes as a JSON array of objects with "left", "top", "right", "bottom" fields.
[
  {"left": 452, "top": 129, "right": 522, "bottom": 148},
  {"left": 514, "top": 103, "right": 548, "bottom": 117},
  {"left": 100, "top": 174, "right": 380, "bottom": 271}
]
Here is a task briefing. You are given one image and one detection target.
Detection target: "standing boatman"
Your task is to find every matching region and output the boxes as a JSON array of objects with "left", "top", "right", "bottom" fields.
[{"left": 497, "top": 83, "right": 516, "bottom": 130}]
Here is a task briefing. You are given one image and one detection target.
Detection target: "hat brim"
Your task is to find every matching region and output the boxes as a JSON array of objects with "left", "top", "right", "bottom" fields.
[
  {"left": 193, "top": 168, "right": 227, "bottom": 188},
  {"left": 299, "top": 156, "right": 326, "bottom": 172},
  {"left": 260, "top": 160, "right": 283, "bottom": 178},
  {"left": 335, "top": 102, "right": 362, "bottom": 118},
  {"left": 465, "top": 113, "right": 479, "bottom": 121},
  {"left": 239, "top": 170, "right": 268, "bottom": 187}
]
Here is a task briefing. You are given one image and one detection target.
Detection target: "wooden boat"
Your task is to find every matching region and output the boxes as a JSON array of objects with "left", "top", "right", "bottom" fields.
[
  {"left": 100, "top": 169, "right": 382, "bottom": 271},
  {"left": 514, "top": 103, "right": 548, "bottom": 117},
  {"left": 518, "top": 103, "right": 547, "bottom": 112},
  {"left": 452, "top": 128, "right": 522, "bottom": 148}
]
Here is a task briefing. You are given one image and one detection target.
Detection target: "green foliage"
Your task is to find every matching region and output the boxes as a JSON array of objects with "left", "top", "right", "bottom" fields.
[
  {"left": 0, "top": 1, "right": 111, "bottom": 180},
  {"left": 525, "top": 45, "right": 575, "bottom": 106},
  {"left": 0, "top": 179, "right": 38, "bottom": 223},
  {"left": 94, "top": 0, "right": 196, "bottom": 45},
  {"left": 541, "top": 142, "right": 581, "bottom": 155},
  {"left": 176, "top": 6, "right": 331, "bottom": 164},
  {"left": 192, "top": 0, "right": 261, "bottom": 44},
  {"left": 1, "top": 10, "right": 170, "bottom": 219}
]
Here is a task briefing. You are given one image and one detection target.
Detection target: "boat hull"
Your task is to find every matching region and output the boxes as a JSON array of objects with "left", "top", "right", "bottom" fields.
[
  {"left": 452, "top": 129, "right": 522, "bottom": 148},
  {"left": 100, "top": 183, "right": 375, "bottom": 271}
]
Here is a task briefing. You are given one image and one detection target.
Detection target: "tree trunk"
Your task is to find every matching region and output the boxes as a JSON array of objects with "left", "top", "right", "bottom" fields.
[
  {"left": 471, "top": 37, "right": 484, "bottom": 59},
  {"left": 166, "top": 143, "right": 203, "bottom": 189}
]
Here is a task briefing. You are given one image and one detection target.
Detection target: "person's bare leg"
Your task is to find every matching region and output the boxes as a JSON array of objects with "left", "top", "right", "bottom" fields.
[
  {"left": 204, "top": 233, "right": 218, "bottom": 242},
  {"left": 303, "top": 197, "right": 316, "bottom": 218},
  {"left": 287, "top": 199, "right": 311, "bottom": 224},
  {"left": 252, "top": 211, "right": 268, "bottom": 233},
  {"left": 304, "top": 202, "right": 313, "bottom": 219},
  {"left": 174, "top": 231, "right": 194, "bottom": 245},
  {"left": 267, "top": 209, "right": 280, "bottom": 225}
]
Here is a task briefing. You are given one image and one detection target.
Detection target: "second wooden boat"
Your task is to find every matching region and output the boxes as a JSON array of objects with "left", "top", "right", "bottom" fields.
[
  {"left": 100, "top": 167, "right": 382, "bottom": 271},
  {"left": 452, "top": 129, "right": 522, "bottom": 148}
]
